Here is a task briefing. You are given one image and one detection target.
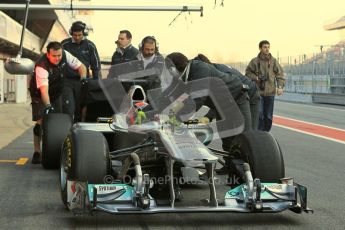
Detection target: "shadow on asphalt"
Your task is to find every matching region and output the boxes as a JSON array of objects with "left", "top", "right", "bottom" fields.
[{"left": 65, "top": 212, "right": 302, "bottom": 228}]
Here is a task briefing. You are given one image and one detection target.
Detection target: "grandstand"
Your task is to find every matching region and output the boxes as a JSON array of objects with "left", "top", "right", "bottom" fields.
[
  {"left": 281, "top": 15, "right": 345, "bottom": 105},
  {"left": 321, "top": 15, "right": 345, "bottom": 62}
]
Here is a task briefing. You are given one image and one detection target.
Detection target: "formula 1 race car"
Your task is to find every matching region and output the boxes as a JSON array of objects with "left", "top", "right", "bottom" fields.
[{"left": 56, "top": 60, "right": 312, "bottom": 215}]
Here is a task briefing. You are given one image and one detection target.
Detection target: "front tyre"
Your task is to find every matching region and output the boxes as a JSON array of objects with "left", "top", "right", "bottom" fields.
[
  {"left": 230, "top": 131, "right": 285, "bottom": 182},
  {"left": 60, "top": 130, "right": 110, "bottom": 207}
]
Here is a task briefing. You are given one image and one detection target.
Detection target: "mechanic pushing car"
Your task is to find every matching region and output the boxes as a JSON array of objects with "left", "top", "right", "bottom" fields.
[{"left": 29, "top": 41, "right": 87, "bottom": 164}]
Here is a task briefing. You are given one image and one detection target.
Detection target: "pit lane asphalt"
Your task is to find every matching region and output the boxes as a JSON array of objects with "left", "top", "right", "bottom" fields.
[{"left": 0, "top": 101, "right": 344, "bottom": 229}]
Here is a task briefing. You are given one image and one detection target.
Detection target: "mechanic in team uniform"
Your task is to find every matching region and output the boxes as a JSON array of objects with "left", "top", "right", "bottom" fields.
[
  {"left": 29, "top": 41, "right": 87, "bottom": 164},
  {"left": 135, "top": 36, "right": 165, "bottom": 91},
  {"left": 166, "top": 52, "right": 256, "bottom": 175},
  {"left": 194, "top": 54, "right": 260, "bottom": 130},
  {"left": 111, "top": 30, "right": 139, "bottom": 65},
  {"left": 109, "top": 36, "right": 165, "bottom": 92},
  {"left": 166, "top": 52, "right": 252, "bottom": 176},
  {"left": 61, "top": 21, "right": 101, "bottom": 121},
  {"left": 166, "top": 52, "right": 252, "bottom": 133}
]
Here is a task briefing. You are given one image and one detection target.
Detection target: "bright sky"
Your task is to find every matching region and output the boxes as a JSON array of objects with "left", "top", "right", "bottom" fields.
[{"left": 86, "top": 0, "right": 345, "bottom": 62}]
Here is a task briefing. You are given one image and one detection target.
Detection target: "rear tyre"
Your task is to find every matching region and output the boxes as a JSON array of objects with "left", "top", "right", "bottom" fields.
[
  {"left": 42, "top": 113, "right": 72, "bottom": 169},
  {"left": 229, "top": 131, "right": 285, "bottom": 182}
]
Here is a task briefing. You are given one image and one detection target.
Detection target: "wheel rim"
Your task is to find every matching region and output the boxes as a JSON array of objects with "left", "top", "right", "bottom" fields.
[{"left": 60, "top": 147, "right": 68, "bottom": 191}]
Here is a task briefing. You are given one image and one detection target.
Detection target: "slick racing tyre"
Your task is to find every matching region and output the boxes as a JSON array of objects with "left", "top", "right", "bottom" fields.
[
  {"left": 42, "top": 113, "right": 72, "bottom": 169},
  {"left": 60, "top": 130, "right": 110, "bottom": 206},
  {"left": 230, "top": 131, "right": 285, "bottom": 182},
  {"left": 66, "top": 129, "right": 110, "bottom": 183}
]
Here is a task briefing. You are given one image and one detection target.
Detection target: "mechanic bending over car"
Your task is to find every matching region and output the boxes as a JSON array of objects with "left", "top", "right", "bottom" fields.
[
  {"left": 29, "top": 41, "right": 87, "bottom": 164},
  {"left": 194, "top": 53, "right": 260, "bottom": 130},
  {"left": 61, "top": 21, "right": 101, "bottom": 122},
  {"left": 166, "top": 52, "right": 252, "bottom": 135}
]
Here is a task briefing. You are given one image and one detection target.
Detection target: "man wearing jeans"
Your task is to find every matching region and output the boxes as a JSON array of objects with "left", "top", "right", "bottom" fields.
[{"left": 245, "top": 40, "right": 285, "bottom": 131}]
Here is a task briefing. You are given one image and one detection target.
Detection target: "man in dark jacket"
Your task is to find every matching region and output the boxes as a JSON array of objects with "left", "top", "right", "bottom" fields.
[
  {"left": 166, "top": 52, "right": 252, "bottom": 151},
  {"left": 61, "top": 21, "right": 101, "bottom": 121},
  {"left": 29, "top": 41, "right": 87, "bottom": 164},
  {"left": 194, "top": 54, "right": 260, "bottom": 130},
  {"left": 111, "top": 30, "right": 139, "bottom": 65}
]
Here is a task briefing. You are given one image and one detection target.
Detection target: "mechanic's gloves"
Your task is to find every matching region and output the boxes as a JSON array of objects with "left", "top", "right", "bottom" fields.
[
  {"left": 44, "top": 104, "right": 55, "bottom": 115},
  {"left": 198, "top": 117, "right": 210, "bottom": 124},
  {"left": 276, "top": 87, "right": 284, "bottom": 96},
  {"left": 81, "top": 78, "right": 89, "bottom": 87}
]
